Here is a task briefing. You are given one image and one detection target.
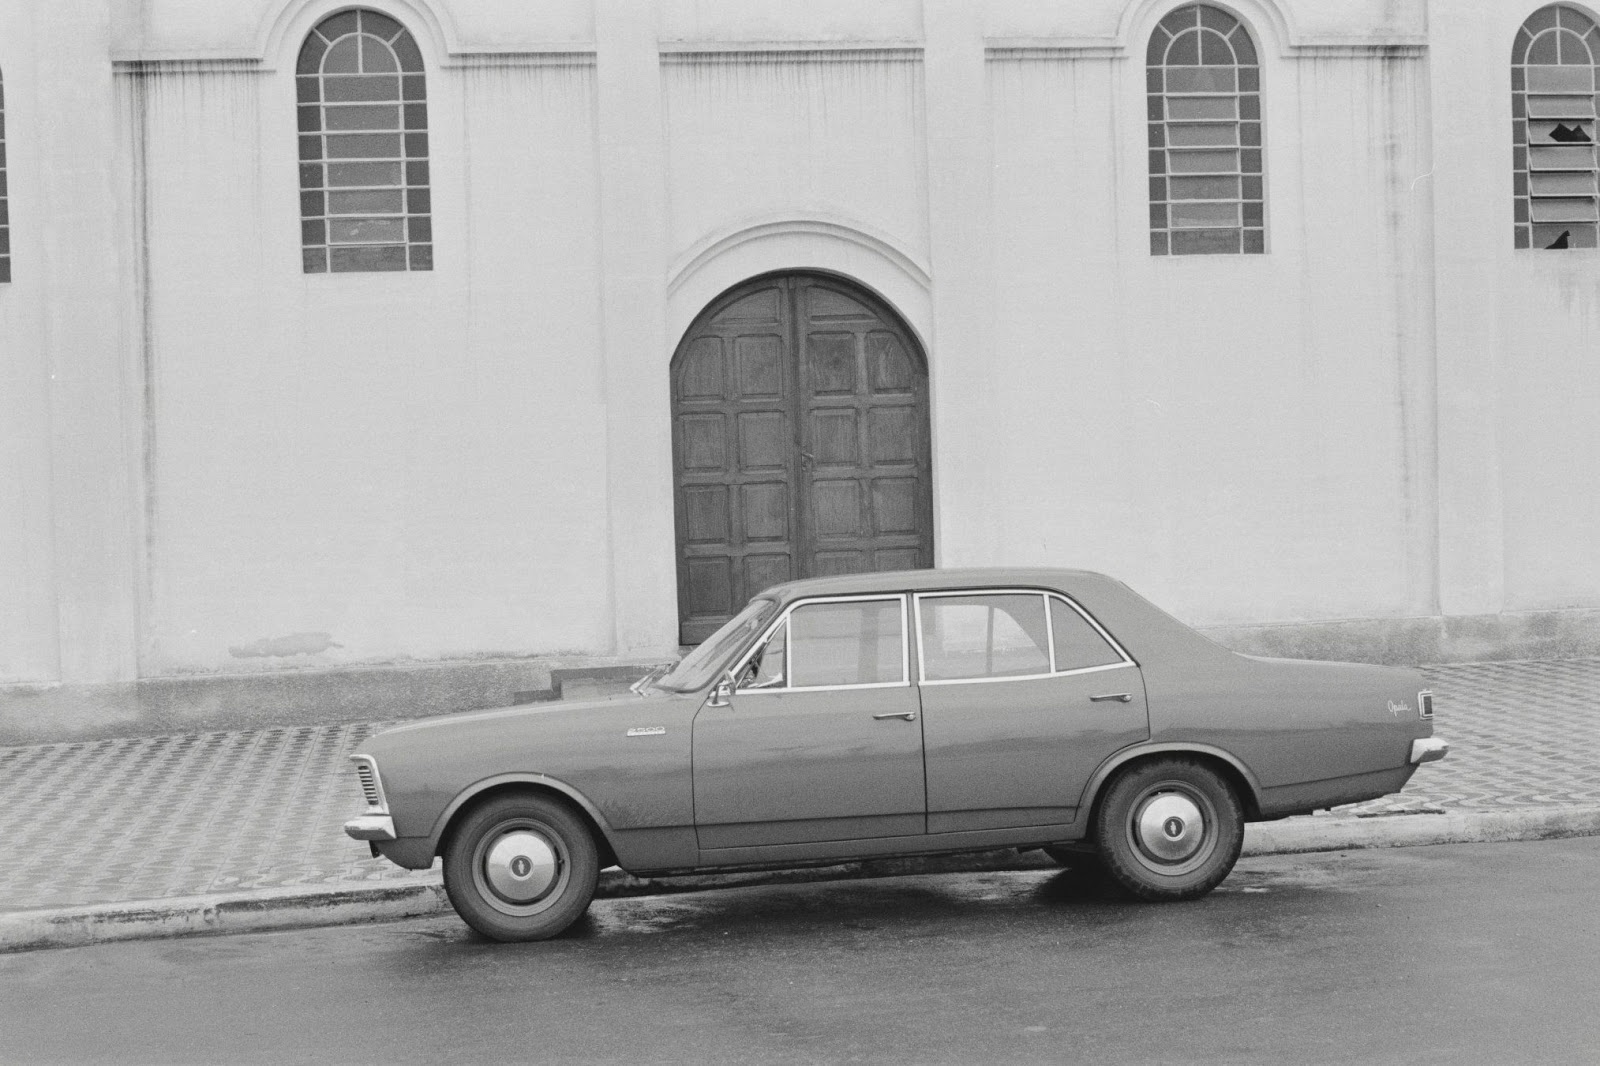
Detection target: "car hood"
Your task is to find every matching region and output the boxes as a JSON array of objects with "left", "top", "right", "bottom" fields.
[{"left": 371, "top": 688, "right": 671, "bottom": 742}]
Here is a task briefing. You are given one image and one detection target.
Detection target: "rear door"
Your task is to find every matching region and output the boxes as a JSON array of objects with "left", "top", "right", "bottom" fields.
[
  {"left": 915, "top": 590, "right": 1151, "bottom": 834},
  {"left": 692, "top": 595, "right": 926, "bottom": 850}
]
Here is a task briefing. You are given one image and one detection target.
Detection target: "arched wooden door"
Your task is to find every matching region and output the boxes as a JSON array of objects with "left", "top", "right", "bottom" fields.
[{"left": 671, "top": 273, "right": 934, "bottom": 644}]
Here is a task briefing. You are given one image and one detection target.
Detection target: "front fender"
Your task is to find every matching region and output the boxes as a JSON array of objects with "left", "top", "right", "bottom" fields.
[{"left": 424, "top": 771, "right": 618, "bottom": 857}]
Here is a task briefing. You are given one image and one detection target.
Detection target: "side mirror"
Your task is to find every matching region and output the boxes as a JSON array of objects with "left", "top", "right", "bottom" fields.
[{"left": 707, "top": 673, "right": 734, "bottom": 708}]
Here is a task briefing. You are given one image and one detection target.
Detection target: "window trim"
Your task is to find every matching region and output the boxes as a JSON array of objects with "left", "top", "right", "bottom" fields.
[
  {"left": 730, "top": 594, "right": 912, "bottom": 695},
  {"left": 297, "top": 8, "right": 433, "bottom": 274},
  {"left": 1510, "top": 3, "right": 1600, "bottom": 251},
  {"left": 0, "top": 62, "right": 9, "bottom": 284},
  {"left": 1146, "top": 2, "right": 1266, "bottom": 257},
  {"left": 913, "top": 588, "right": 1136, "bottom": 688}
]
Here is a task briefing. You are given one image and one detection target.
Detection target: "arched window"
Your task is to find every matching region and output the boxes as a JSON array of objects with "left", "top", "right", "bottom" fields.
[
  {"left": 1, "top": 66, "right": 10, "bottom": 283},
  {"left": 297, "top": 9, "right": 432, "bottom": 272},
  {"left": 1512, "top": 5, "right": 1599, "bottom": 250},
  {"left": 1146, "top": 4, "right": 1264, "bottom": 256}
]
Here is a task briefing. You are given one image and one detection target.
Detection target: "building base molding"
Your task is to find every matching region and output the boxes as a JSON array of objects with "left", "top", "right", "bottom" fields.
[
  {"left": 0, "top": 656, "right": 667, "bottom": 747},
  {"left": 1203, "top": 607, "right": 1600, "bottom": 667}
]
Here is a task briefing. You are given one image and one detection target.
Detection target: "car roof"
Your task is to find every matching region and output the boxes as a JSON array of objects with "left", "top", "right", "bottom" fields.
[{"left": 758, "top": 567, "right": 1115, "bottom": 602}]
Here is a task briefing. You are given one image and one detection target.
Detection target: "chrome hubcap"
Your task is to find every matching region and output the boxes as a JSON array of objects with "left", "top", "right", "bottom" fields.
[
  {"left": 483, "top": 830, "right": 561, "bottom": 904},
  {"left": 1135, "top": 792, "right": 1206, "bottom": 864}
]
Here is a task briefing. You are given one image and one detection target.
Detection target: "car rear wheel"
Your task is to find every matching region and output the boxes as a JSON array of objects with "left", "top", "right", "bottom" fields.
[
  {"left": 442, "top": 792, "right": 599, "bottom": 942},
  {"left": 1094, "top": 758, "right": 1243, "bottom": 901}
]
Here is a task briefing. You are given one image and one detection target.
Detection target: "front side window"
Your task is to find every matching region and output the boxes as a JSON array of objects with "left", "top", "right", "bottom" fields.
[
  {"left": 739, "top": 597, "right": 907, "bottom": 690},
  {"left": 1147, "top": 4, "right": 1265, "bottom": 255},
  {"left": 1512, "top": 5, "right": 1600, "bottom": 249},
  {"left": 297, "top": 9, "right": 433, "bottom": 272},
  {"left": 919, "top": 594, "right": 1051, "bottom": 681}
]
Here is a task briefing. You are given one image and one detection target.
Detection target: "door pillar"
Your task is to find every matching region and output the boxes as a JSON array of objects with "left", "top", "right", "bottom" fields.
[
  {"left": 922, "top": 0, "right": 995, "bottom": 565},
  {"left": 594, "top": 0, "right": 679, "bottom": 656}
]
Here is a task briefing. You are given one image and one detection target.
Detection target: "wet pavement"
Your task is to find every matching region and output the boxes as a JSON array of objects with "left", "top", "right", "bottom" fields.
[
  {"left": 4, "top": 838, "right": 1598, "bottom": 1064},
  {"left": 1, "top": 658, "right": 1598, "bottom": 913}
]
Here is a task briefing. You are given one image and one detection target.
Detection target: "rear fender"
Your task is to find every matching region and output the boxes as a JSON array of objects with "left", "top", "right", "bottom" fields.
[{"left": 1078, "top": 742, "right": 1265, "bottom": 823}]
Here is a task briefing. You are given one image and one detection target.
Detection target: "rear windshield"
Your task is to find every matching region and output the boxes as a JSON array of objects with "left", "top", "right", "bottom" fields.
[{"left": 654, "top": 598, "right": 778, "bottom": 692}]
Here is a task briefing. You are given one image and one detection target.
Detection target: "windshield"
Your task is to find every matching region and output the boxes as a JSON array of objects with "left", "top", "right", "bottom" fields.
[{"left": 654, "top": 598, "right": 779, "bottom": 692}]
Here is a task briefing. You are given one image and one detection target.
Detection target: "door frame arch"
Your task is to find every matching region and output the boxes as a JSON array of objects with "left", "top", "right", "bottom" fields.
[
  {"left": 669, "top": 269, "right": 936, "bottom": 644},
  {"left": 665, "top": 217, "right": 934, "bottom": 364}
]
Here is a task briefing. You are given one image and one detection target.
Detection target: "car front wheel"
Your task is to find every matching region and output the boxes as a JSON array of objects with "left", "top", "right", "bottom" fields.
[
  {"left": 1093, "top": 758, "right": 1243, "bottom": 901},
  {"left": 442, "top": 792, "right": 600, "bottom": 941}
]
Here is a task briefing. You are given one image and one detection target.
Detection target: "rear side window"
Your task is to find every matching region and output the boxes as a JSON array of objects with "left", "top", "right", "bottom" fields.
[
  {"left": 1050, "top": 597, "right": 1125, "bottom": 672},
  {"left": 919, "top": 594, "right": 1051, "bottom": 681}
]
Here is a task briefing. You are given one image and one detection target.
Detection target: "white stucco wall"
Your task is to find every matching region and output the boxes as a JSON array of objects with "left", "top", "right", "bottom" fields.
[
  {"left": 0, "top": 0, "right": 136, "bottom": 686},
  {"left": 5, "top": 0, "right": 1600, "bottom": 707},
  {"left": 1431, "top": 1, "right": 1600, "bottom": 617},
  {"left": 122, "top": 11, "right": 614, "bottom": 673},
  {"left": 975, "top": 30, "right": 1438, "bottom": 627}
]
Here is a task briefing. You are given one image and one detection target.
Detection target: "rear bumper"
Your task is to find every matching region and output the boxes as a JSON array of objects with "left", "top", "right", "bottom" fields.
[
  {"left": 1409, "top": 737, "right": 1450, "bottom": 765},
  {"left": 344, "top": 814, "right": 397, "bottom": 841}
]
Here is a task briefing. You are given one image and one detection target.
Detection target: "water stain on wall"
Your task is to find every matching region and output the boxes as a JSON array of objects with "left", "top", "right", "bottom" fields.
[{"left": 229, "top": 633, "right": 343, "bottom": 658}]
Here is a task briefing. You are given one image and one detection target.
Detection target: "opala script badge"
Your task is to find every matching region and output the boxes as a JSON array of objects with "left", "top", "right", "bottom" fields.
[
  {"left": 1386, "top": 700, "right": 1410, "bottom": 717},
  {"left": 626, "top": 726, "right": 667, "bottom": 737}
]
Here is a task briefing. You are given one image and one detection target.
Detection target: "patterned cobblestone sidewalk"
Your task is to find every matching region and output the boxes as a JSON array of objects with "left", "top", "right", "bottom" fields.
[{"left": 2, "top": 659, "right": 1597, "bottom": 913}]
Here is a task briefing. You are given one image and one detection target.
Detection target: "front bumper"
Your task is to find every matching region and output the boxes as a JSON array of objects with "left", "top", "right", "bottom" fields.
[
  {"left": 344, "top": 813, "right": 398, "bottom": 841},
  {"left": 1409, "top": 737, "right": 1450, "bottom": 765}
]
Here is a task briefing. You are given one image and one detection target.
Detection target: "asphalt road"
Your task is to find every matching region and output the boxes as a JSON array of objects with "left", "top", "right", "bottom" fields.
[{"left": 3, "top": 838, "right": 1598, "bottom": 1065}]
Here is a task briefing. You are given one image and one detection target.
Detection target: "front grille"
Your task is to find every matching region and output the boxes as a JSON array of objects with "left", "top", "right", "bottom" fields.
[
  {"left": 354, "top": 759, "right": 383, "bottom": 808},
  {"left": 1419, "top": 690, "right": 1435, "bottom": 720}
]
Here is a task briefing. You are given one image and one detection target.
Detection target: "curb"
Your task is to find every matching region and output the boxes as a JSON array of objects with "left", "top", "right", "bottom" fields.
[{"left": 5, "top": 805, "right": 1598, "bottom": 954}]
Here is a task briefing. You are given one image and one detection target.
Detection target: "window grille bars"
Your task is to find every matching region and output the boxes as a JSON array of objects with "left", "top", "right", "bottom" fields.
[
  {"left": 1147, "top": 4, "right": 1265, "bottom": 256},
  {"left": 1513, "top": 5, "right": 1600, "bottom": 249},
  {"left": 297, "top": 9, "right": 433, "bottom": 272}
]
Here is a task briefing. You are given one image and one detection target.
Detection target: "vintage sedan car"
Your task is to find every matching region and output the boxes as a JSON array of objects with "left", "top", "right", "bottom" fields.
[{"left": 345, "top": 568, "right": 1448, "bottom": 941}]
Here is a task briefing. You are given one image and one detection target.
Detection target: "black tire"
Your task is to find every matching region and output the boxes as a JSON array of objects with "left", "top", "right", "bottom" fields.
[
  {"left": 442, "top": 792, "right": 600, "bottom": 942},
  {"left": 1093, "top": 758, "right": 1243, "bottom": 901}
]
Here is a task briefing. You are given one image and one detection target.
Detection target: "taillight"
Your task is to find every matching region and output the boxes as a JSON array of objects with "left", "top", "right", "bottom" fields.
[{"left": 1418, "top": 690, "right": 1434, "bottom": 720}]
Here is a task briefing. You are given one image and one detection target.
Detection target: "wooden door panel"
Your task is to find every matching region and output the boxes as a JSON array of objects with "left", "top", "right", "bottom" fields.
[
  {"left": 678, "top": 414, "right": 727, "bottom": 471},
  {"left": 811, "top": 479, "right": 863, "bottom": 537},
  {"left": 813, "top": 551, "right": 867, "bottom": 576},
  {"left": 743, "top": 553, "right": 792, "bottom": 594},
  {"left": 736, "top": 411, "right": 788, "bottom": 471},
  {"left": 740, "top": 482, "right": 789, "bottom": 541},
  {"left": 678, "top": 336, "right": 726, "bottom": 399},
  {"left": 681, "top": 485, "right": 729, "bottom": 544},
  {"left": 811, "top": 409, "right": 859, "bottom": 464},
  {"left": 867, "top": 331, "right": 916, "bottom": 393},
  {"left": 735, "top": 335, "right": 785, "bottom": 398},
  {"left": 867, "top": 407, "right": 917, "bottom": 463},
  {"left": 674, "top": 274, "right": 931, "bottom": 644},
  {"left": 683, "top": 557, "right": 734, "bottom": 617},
  {"left": 873, "top": 548, "right": 923, "bottom": 570},
  {"left": 674, "top": 279, "right": 797, "bottom": 643},
  {"left": 807, "top": 334, "right": 858, "bottom": 394},
  {"left": 870, "top": 478, "right": 920, "bottom": 534},
  {"left": 795, "top": 277, "right": 933, "bottom": 586}
]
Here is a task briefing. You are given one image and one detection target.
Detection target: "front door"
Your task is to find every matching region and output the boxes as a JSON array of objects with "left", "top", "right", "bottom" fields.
[
  {"left": 692, "top": 595, "right": 925, "bottom": 852},
  {"left": 671, "top": 273, "right": 933, "bottom": 644}
]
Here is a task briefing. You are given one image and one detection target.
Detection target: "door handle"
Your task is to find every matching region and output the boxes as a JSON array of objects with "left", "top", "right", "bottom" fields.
[
  {"left": 872, "top": 711, "right": 917, "bottom": 721},
  {"left": 1089, "top": 692, "right": 1133, "bottom": 703}
]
